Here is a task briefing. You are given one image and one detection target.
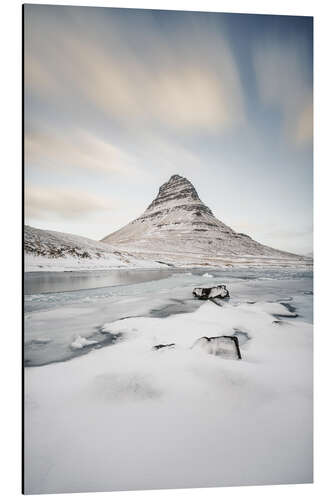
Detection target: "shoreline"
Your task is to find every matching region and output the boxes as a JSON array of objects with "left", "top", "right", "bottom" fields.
[{"left": 25, "top": 255, "right": 313, "bottom": 273}]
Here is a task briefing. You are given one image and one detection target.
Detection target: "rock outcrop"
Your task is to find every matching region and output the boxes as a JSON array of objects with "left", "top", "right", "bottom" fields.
[
  {"left": 192, "top": 335, "right": 242, "bottom": 360},
  {"left": 193, "top": 285, "right": 230, "bottom": 300},
  {"left": 153, "top": 343, "right": 176, "bottom": 351}
]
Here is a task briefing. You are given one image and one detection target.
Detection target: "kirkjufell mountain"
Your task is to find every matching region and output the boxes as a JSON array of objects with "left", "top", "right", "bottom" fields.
[
  {"left": 102, "top": 175, "right": 304, "bottom": 266},
  {"left": 24, "top": 175, "right": 310, "bottom": 270}
]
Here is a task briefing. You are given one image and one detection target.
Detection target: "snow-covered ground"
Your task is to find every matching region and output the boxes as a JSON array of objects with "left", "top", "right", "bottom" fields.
[
  {"left": 25, "top": 252, "right": 312, "bottom": 272},
  {"left": 25, "top": 252, "right": 168, "bottom": 272},
  {"left": 24, "top": 268, "right": 313, "bottom": 494},
  {"left": 24, "top": 225, "right": 169, "bottom": 272}
]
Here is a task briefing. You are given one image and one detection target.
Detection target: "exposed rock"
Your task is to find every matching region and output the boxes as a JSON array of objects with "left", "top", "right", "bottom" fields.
[
  {"left": 24, "top": 225, "right": 154, "bottom": 268},
  {"left": 232, "top": 329, "right": 250, "bottom": 345},
  {"left": 193, "top": 285, "right": 230, "bottom": 300},
  {"left": 192, "top": 335, "right": 241, "bottom": 360},
  {"left": 153, "top": 343, "right": 176, "bottom": 351},
  {"left": 276, "top": 302, "right": 298, "bottom": 317}
]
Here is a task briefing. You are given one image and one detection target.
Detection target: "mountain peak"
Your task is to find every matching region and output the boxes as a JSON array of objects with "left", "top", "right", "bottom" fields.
[
  {"left": 146, "top": 174, "right": 203, "bottom": 213},
  {"left": 102, "top": 175, "right": 300, "bottom": 265},
  {"left": 169, "top": 174, "right": 184, "bottom": 181}
]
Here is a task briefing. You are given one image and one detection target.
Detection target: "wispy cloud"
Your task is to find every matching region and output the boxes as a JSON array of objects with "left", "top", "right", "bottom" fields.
[
  {"left": 25, "top": 186, "right": 115, "bottom": 219},
  {"left": 26, "top": 127, "right": 140, "bottom": 175},
  {"left": 294, "top": 101, "right": 313, "bottom": 146},
  {"left": 25, "top": 7, "right": 245, "bottom": 133},
  {"left": 253, "top": 37, "right": 312, "bottom": 147}
]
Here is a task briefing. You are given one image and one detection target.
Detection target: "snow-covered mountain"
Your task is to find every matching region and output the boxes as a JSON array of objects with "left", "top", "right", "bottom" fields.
[
  {"left": 102, "top": 174, "right": 308, "bottom": 267},
  {"left": 24, "top": 225, "right": 165, "bottom": 271},
  {"left": 24, "top": 176, "right": 311, "bottom": 271}
]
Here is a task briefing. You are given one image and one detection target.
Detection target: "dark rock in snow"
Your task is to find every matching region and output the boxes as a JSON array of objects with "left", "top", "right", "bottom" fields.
[
  {"left": 192, "top": 335, "right": 241, "bottom": 360},
  {"left": 193, "top": 285, "right": 229, "bottom": 300},
  {"left": 272, "top": 319, "right": 285, "bottom": 325},
  {"left": 153, "top": 343, "right": 176, "bottom": 351},
  {"left": 277, "top": 302, "right": 298, "bottom": 317},
  {"left": 232, "top": 329, "right": 250, "bottom": 346}
]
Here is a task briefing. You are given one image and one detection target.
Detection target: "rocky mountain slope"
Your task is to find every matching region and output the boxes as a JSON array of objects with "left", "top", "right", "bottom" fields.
[
  {"left": 24, "top": 225, "right": 165, "bottom": 271},
  {"left": 102, "top": 175, "right": 308, "bottom": 267}
]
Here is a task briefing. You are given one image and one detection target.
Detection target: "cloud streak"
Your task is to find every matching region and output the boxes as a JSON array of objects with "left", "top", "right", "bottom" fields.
[
  {"left": 26, "top": 127, "right": 140, "bottom": 175},
  {"left": 253, "top": 36, "right": 313, "bottom": 147},
  {"left": 26, "top": 186, "right": 115, "bottom": 219},
  {"left": 25, "top": 7, "right": 245, "bottom": 133}
]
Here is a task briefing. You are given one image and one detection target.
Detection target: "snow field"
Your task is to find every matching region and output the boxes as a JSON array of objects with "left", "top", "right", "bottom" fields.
[{"left": 25, "top": 299, "right": 312, "bottom": 493}]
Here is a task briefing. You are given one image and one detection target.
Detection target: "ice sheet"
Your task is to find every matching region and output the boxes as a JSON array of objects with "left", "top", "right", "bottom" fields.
[{"left": 24, "top": 267, "right": 313, "bottom": 494}]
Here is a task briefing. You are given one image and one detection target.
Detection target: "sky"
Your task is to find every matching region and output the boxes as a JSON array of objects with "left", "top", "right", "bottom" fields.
[{"left": 24, "top": 5, "right": 313, "bottom": 255}]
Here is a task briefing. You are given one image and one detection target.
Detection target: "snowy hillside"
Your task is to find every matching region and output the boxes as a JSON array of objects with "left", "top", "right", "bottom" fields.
[
  {"left": 102, "top": 175, "right": 311, "bottom": 267},
  {"left": 24, "top": 225, "right": 166, "bottom": 271}
]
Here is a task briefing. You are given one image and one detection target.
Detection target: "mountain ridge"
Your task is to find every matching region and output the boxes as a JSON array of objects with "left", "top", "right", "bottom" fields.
[{"left": 102, "top": 174, "right": 304, "bottom": 265}]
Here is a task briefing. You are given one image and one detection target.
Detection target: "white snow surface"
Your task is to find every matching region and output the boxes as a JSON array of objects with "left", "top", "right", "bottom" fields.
[
  {"left": 70, "top": 336, "right": 98, "bottom": 350},
  {"left": 25, "top": 295, "right": 312, "bottom": 493}
]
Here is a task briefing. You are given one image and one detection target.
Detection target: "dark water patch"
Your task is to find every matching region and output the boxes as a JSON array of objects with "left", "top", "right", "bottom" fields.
[
  {"left": 209, "top": 297, "right": 230, "bottom": 307},
  {"left": 25, "top": 330, "right": 122, "bottom": 367},
  {"left": 24, "top": 268, "right": 180, "bottom": 295},
  {"left": 280, "top": 302, "right": 297, "bottom": 314},
  {"left": 273, "top": 312, "right": 298, "bottom": 319},
  {"left": 148, "top": 298, "right": 200, "bottom": 318},
  {"left": 24, "top": 267, "right": 313, "bottom": 296}
]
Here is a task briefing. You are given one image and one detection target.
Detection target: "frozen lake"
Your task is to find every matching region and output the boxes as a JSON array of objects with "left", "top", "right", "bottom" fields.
[
  {"left": 24, "top": 268, "right": 182, "bottom": 294},
  {"left": 24, "top": 267, "right": 313, "bottom": 366},
  {"left": 24, "top": 266, "right": 313, "bottom": 494}
]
